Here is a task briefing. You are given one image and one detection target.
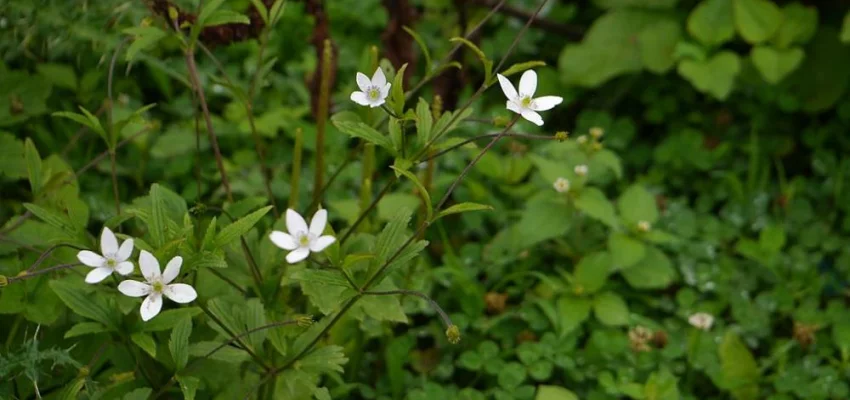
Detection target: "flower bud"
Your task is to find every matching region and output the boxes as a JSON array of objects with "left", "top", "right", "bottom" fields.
[
  {"left": 591, "top": 142, "right": 603, "bottom": 151},
  {"left": 590, "top": 127, "right": 604, "bottom": 139},
  {"left": 168, "top": 6, "right": 179, "bottom": 21},
  {"left": 554, "top": 131, "right": 569, "bottom": 142},
  {"left": 574, "top": 164, "right": 588, "bottom": 177},
  {"left": 553, "top": 177, "right": 570, "bottom": 193},
  {"left": 637, "top": 221, "right": 651, "bottom": 232},
  {"left": 78, "top": 366, "right": 90, "bottom": 378},
  {"left": 0, "top": 275, "right": 7, "bottom": 287},
  {"left": 446, "top": 325, "right": 461, "bottom": 344},
  {"left": 296, "top": 315, "right": 314, "bottom": 327}
]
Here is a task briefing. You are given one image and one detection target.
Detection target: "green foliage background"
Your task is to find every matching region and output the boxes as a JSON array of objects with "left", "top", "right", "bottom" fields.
[{"left": 3, "top": 0, "right": 850, "bottom": 399}]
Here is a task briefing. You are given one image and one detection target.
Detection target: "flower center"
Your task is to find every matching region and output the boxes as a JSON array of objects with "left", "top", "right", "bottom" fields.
[
  {"left": 520, "top": 96, "right": 533, "bottom": 108},
  {"left": 106, "top": 258, "right": 117, "bottom": 268},
  {"left": 151, "top": 281, "right": 164, "bottom": 293},
  {"left": 367, "top": 88, "right": 381, "bottom": 100},
  {"left": 298, "top": 233, "right": 311, "bottom": 247}
]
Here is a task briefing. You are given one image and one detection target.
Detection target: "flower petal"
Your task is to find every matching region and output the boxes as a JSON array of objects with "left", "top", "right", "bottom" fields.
[
  {"left": 286, "top": 209, "right": 309, "bottom": 236},
  {"left": 140, "top": 294, "right": 163, "bottom": 321},
  {"left": 77, "top": 250, "right": 106, "bottom": 267},
  {"left": 85, "top": 267, "right": 113, "bottom": 284},
  {"left": 139, "top": 250, "right": 161, "bottom": 283},
  {"left": 100, "top": 227, "right": 119, "bottom": 255},
  {"left": 118, "top": 280, "right": 151, "bottom": 297},
  {"left": 115, "top": 261, "right": 134, "bottom": 276},
  {"left": 519, "top": 70, "right": 537, "bottom": 97},
  {"left": 372, "top": 67, "right": 387, "bottom": 87},
  {"left": 285, "top": 248, "right": 310, "bottom": 264},
  {"left": 381, "top": 83, "right": 391, "bottom": 99},
  {"left": 270, "top": 231, "right": 298, "bottom": 250},
  {"left": 356, "top": 72, "right": 371, "bottom": 91},
  {"left": 117, "top": 238, "right": 134, "bottom": 262},
  {"left": 165, "top": 283, "right": 197, "bottom": 303},
  {"left": 531, "top": 96, "right": 563, "bottom": 112},
  {"left": 310, "top": 235, "right": 336, "bottom": 252},
  {"left": 506, "top": 100, "right": 522, "bottom": 115},
  {"left": 496, "top": 74, "right": 518, "bottom": 100},
  {"left": 162, "top": 256, "right": 182, "bottom": 284},
  {"left": 369, "top": 99, "right": 385, "bottom": 108},
  {"left": 521, "top": 109, "right": 544, "bottom": 126},
  {"left": 350, "top": 91, "right": 370, "bottom": 106},
  {"left": 309, "top": 209, "right": 328, "bottom": 236}
]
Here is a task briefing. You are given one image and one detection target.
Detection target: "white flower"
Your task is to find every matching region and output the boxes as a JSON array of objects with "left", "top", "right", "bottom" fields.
[
  {"left": 577, "top": 135, "right": 588, "bottom": 144},
  {"left": 590, "top": 127, "right": 604, "bottom": 139},
  {"left": 270, "top": 209, "right": 336, "bottom": 264},
  {"left": 688, "top": 312, "right": 714, "bottom": 330},
  {"left": 496, "top": 70, "right": 563, "bottom": 126},
  {"left": 637, "top": 220, "right": 652, "bottom": 232},
  {"left": 76, "top": 227, "right": 134, "bottom": 284},
  {"left": 553, "top": 177, "right": 570, "bottom": 193},
  {"left": 118, "top": 251, "right": 197, "bottom": 321},
  {"left": 350, "top": 67, "right": 391, "bottom": 108},
  {"left": 574, "top": 164, "right": 588, "bottom": 177}
]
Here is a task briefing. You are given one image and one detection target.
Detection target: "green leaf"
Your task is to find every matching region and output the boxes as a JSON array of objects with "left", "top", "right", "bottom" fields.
[
  {"left": 758, "top": 223, "right": 786, "bottom": 253},
  {"left": 204, "top": 10, "right": 250, "bottom": 27},
  {"left": 774, "top": 3, "right": 818, "bottom": 48},
  {"left": 149, "top": 184, "right": 167, "bottom": 248},
  {"left": 57, "top": 378, "right": 87, "bottom": 400},
  {"left": 142, "top": 307, "right": 203, "bottom": 332},
  {"left": 391, "top": 165, "right": 432, "bottom": 222},
  {"left": 842, "top": 11, "right": 850, "bottom": 43},
  {"left": 450, "top": 37, "right": 493, "bottom": 82},
  {"left": 498, "top": 61, "right": 547, "bottom": 80},
  {"left": 788, "top": 28, "right": 850, "bottom": 113},
  {"left": 733, "top": 0, "right": 782, "bottom": 44},
  {"left": 557, "top": 296, "right": 592, "bottom": 335},
  {"left": 435, "top": 202, "right": 494, "bottom": 220},
  {"left": 593, "top": 292, "right": 630, "bottom": 326},
  {"left": 498, "top": 362, "right": 528, "bottom": 390},
  {"left": 196, "top": 0, "right": 226, "bottom": 28},
  {"left": 23, "top": 203, "right": 78, "bottom": 236},
  {"left": 177, "top": 376, "right": 201, "bottom": 400},
  {"left": 391, "top": 63, "right": 408, "bottom": 116},
  {"left": 215, "top": 205, "right": 272, "bottom": 247},
  {"left": 169, "top": 317, "right": 192, "bottom": 370},
  {"left": 189, "top": 341, "right": 249, "bottom": 363},
  {"left": 49, "top": 281, "right": 115, "bottom": 328},
  {"left": 414, "top": 98, "right": 432, "bottom": 146},
  {"left": 677, "top": 51, "right": 741, "bottom": 100},
  {"left": 573, "top": 252, "right": 612, "bottom": 294},
  {"left": 36, "top": 63, "right": 77, "bottom": 91},
  {"left": 719, "top": 332, "right": 760, "bottom": 400},
  {"left": 751, "top": 46, "right": 804, "bottom": 84},
  {"left": 535, "top": 385, "right": 579, "bottom": 400},
  {"left": 123, "top": 388, "right": 153, "bottom": 400},
  {"left": 124, "top": 26, "right": 167, "bottom": 62},
  {"left": 0, "top": 132, "right": 26, "bottom": 179},
  {"left": 644, "top": 368, "right": 680, "bottom": 400},
  {"left": 295, "top": 269, "right": 358, "bottom": 314},
  {"left": 617, "top": 184, "right": 659, "bottom": 225},
  {"left": 24, "top": 138, "right": 43, "bottom": 195},
  {"left": 64, "top": 322, "right": 108, "bottom": 338},
  {"left": 249, "top": 0, "right": 270, "bottom": 23},
  {"left": 403, "top": 26, "right": 432, "bottom": 72},
  {"left": 832, "top": 318, "right": 850, "bottom": 353},
  {"left": 687, "top": 0, "right": 735, "bottom": 47},
  {"left": 608, "top": 233, "right": 646, "bottom": 269},
  {"left": 621, "top": 247, "right": 677, "bottom": 289},
  {"left": 574, "top": 188, "right": 619, "bottom": 228},
  {"left": 131, "top": 332, "right": 158, "bottom": 358},
  {"left": 638, "top": 18, "right": 681, "bottom": 73},
  {"left": 333, "top": 121, "right": 395, "bottom": 153}
]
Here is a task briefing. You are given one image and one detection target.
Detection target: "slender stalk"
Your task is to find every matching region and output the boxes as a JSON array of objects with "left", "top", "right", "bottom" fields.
[
  {"left": 290, "top": 128, "right": 303, "bottom": 209},
  {"left": 363, "top": 289, "right": 453, "bottom": 328},
  {"left": 206, "top": 268, "right": 248, "bottom": 295},
  {"left": 197, "top": 302, "right": 270, "bottom": 371},
  {"left": 423, "top": 132, "right": 554, "bottom": 162},
  {"left": 24, "top": 243, "right": 86, "bottom": 273},
  {"left": 107, "top": 39, "right": 128, "bottom": 217},
  {"left": 247, "top": 24, "right": 279, "bottom": 218},
  {"left": 339, "top": 175, "right": 398, "bottom": 244},
  {"left": 108, "top": 150, "right": 121, "bottom": 216},
  {"left": 359, "top": 143, "right": 375, "bottom": 213},
  {"left": 313, "top": 40, "right": 333, "bottom": 206},
  {"left": 8, "top": 263, "right": 83, "bottom": 284},
  {"left": 305, "top": 148, "right": 358, "bottom": 212}
]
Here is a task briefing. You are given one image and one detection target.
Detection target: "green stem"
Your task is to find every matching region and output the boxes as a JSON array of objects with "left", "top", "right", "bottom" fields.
[
  {"left": 313, "top": 40, "right": 333, "bottom": 207},
  {"left": 290, "top": 128, "right": 303, "bottom": 209}
]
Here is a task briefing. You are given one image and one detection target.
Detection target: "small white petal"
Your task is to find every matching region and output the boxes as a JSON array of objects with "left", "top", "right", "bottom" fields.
[
  {"left": 521, "top": 109, "right": 544, "bottom": 126},
  {"left": 372, "top": 67, "right": 387, "bottom": 88},
  {"left": 381, "top": 83, "right": 391, "bottom": 99},
  {"left": 140, "top": 294, "right": 163, "bottom": 321},
  {"left": 100, "top": 227, "right": 119, "bottom": 256},
  {"left": 532, "top": 96, "right": 563, "bottom": 112},
  {"left": 270, "top": 231, "right": 298, "bottom": 250},
  {"left": 165, "top": 283, "right": 197, "bottom": 303},
  {"left": 286, "top": 248, "right": 310, "bottom": 264},
  {"left": 369, "top": 99, "right": 385, "bottom": 108},
  {"left": 496, "top": 74, "right": 518, "bottom": 100},
  {"left": 85, "top": 267, "right": 114, "bottom": 284},
  {"left": 309, "top": 209, "right": 328, "bottom": 236},
  {"left": 506, "top": 100, "right": 522, "bottom": 115},
  {"left": 310, "top": 235, "right": 336, "bottom": 252},
  {"left": 286, "top": 209, "right": 309, "bottom": 236},
  {"left": 519, "top": 70, "right": 537, "bottom": 97},
  {"left": 118, "top": 280, "right": 151, "bottom": 297},
  {"left": 77, "top": 250, "right": 106, "bottom": 268},
  {"left": 138, "top": 250, "right": 161, "bottom": 283},
  {"left": 116, "top": 238, "right": 134, "bottom": 262},
  {"left": 355, "top": 72, "right": 371, "bottom": 92},
  {"left": 162, "top": 256, "right": 182, "bottom": 284},
  {"left": 350, "top": 91, "right": 371, "bottom": 106},
  {"left": 115, "top": 261, "right": 134, "bottom": 276}
]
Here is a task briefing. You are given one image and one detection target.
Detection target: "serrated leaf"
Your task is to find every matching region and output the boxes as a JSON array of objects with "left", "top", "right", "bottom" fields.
[
  {"left": 333, "top": 121, "right": 395, "bottom": 153},
  {"left": 24, "top": 138, "right": 42, "bottom": 195},
  {"left": 169, "top": 317, "right": 192, "bottom": 370},
  {"left": 49, "top": 281, "right": 115, "bottom": 328},
  {"left": 131, "top": 332, "right": 157, "bottom": 358},
  {"left": 621, "top": 247, "right": 677, "bottom": 289},
  {"left": 123, "top": 388, "right": 153, "bottom": 400},
  {"left": 450, "top": 37, "right": 493, "bottom": 81},
  {"left": 178, "top": 376, "right": 201, "bottom": 400},
  {"left": 124, "top": 26, "right": 167, "bottom": 61},
  {"left": 249, "top": 0, "right": 270, "bottom": 23},
  {"left": 23, "top": 203, "right": 78, "bottom": 236},
  {"left": 391, "top": 64, "right": 408, "bottom": 116},
  {"left": 65, "top": 322, "right": 108, "bottom": 338},
  {"left": 719, "top": 331, "right": 760, "bottom": 399},
  {"left": 435, "top": 202, "right": 494, "bottom": 220},
  {"left": 189, "top": 341, "right": 250, "bottom": 363},
  {"left": 215, "top": 206, "right": 272, "bottom": 247},
  {"left": 497, "top": 61, "right": 547, "bottom": 81},
  {"left": 415, "top": 98, "right": 432, "bottom": 146}
]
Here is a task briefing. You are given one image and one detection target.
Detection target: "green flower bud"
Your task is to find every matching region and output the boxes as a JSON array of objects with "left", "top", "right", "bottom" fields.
[
  {"left": 296, "top": 315, "right": 314, "bottom": 327},
  {"left": 446, "top": 325, "right": 461, "bottom": 344},
  {"left": 554, "top": 131, "right": 569, "bottom": 142},
  {"left": 0, "top": 275, "right": 8, "bottom": 287}
]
